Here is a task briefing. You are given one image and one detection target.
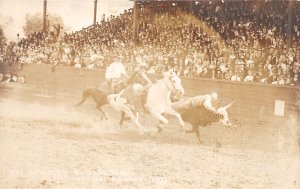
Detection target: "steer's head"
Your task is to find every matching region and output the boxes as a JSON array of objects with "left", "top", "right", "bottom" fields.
[{"left": 216, "top": 99, "right": 235, "bottom": 126}]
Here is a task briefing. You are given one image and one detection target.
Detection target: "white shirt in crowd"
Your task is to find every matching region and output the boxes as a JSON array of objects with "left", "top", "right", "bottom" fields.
[
  {"left": 243, "top": 75, "right": 254, "bottom": 82},
  {"left": 74, "top": 63, "right": 81, "bottom": 69},
  {"left": 231, "top": 75, "right": 241, "bottom": 81},
  {"left": 278, "top": 78, "right": 285, "bottom": 85},
  {"left": 105, "top": 61, "right": 127, "bottom": 80}
]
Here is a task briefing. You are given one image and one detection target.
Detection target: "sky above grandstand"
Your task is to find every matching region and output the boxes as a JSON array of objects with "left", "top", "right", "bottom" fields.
[{"left": 0, "top": 0, "right": 133, "bottom": 41}]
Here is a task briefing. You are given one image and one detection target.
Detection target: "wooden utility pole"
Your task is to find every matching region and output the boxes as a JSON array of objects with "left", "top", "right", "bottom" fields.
[
  {"left": 133, "top": 0, "right": 139, "bottom": 45},
  {"left": 43, "top": 0, "right": 47, "bottom": 32},
  {"left": 287, "top": 0, "right": 293, "bottom": 48},
  {"left": 189, "top": 1, "right": 194, "bottom": 24},
  {"left": 94, "top": 0, "right": 98, "bottom": 26},
  {"left": 255, "top": 0, "right": 262, "bottom": 27}
]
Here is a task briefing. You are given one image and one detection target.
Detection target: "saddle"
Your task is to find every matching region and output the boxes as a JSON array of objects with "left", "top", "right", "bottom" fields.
[
  {"left": 98, "top": 79, "right": 127, "bottom": 95},
  {"left": 122, "top": 85, "right": 148, "bottom": 112}
]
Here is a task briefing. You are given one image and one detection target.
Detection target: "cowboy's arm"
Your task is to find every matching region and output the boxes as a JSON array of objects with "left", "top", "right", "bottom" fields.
[
  {"left": 120, "top": 64, "right": 129, "bottom": 78},
  {"left": 141, "top": 72, "right": 152, "bottom": 85},
  {"left": 203, "top": 99, "right": 217, "bottom": 112},
  {"left": 105, "top": 63, "right": 115, "bottom": 79},
  {"left": 105, "top": 67, "right": 112, "bottom": 79}
]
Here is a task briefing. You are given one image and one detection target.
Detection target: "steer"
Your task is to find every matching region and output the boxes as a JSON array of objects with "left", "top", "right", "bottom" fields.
[{"left": 172, "top": 98, "right": 235, "bottom": 143}]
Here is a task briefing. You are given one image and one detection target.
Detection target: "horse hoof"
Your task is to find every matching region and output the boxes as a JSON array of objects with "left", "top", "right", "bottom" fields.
[
  {"left": 184, "top": 129, "right": 194, "bottom": 134},
  {"left": 147, "top": 132, "right": 154, "bottom": 136},
  {"left": 157, "top": 124, "right": 165, "bottom": 132},
  {"left": 198, "top": 140, "right": 204, "bottom": 144},
  {"left": 156, "top": 127, "right": 162, "bottom": 133}
]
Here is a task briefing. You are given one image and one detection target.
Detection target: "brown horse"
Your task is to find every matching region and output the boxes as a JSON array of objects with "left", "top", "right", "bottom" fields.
[
  {"left": 75, "top": 73, "right": 142, "bottom": 123},
  {"left": 74, "top": 81, "right": 127, "bottom": 121}
]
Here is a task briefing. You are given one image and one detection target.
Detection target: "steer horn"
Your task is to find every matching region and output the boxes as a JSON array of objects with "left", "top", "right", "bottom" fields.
[{"left": 222, "top": 99, "right": 236, "bottom": 110}]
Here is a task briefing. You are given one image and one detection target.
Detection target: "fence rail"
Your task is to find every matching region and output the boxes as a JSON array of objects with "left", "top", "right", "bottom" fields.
[{"left": 15, "top": 64, "right": 300, "bottom": 126}]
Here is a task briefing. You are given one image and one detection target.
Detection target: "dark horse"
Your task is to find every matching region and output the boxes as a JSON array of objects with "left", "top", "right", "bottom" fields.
[
  {"left": 75, "top": 73, "right": 141, "bottom": 123},
  {"left": 74, "top": 80, "right": 127, "bottom": 121}
]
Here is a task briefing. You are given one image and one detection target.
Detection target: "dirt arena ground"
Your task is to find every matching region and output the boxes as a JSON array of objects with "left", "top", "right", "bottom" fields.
[{"left": 0, "top": 83, "right": 299, "bottom": 189}]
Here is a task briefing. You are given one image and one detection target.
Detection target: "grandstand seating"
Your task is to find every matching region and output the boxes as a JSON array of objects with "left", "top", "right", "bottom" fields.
[{"left": 1, "top": 1, "right": 299, "bottom": 85}]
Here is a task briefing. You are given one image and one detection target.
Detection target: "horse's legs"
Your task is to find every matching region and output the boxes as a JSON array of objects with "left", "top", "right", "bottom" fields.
[
  {"left": 164, "top": 107, "right": 185, "bottom": 129},
  {"left": 157, "top": 120, "right": 165, "bottom": 133},
  {"left": 118, "top": 104, "right": 146, "bottom": 134},
  {"left": 135, "top": 112, "right": 139, "bottom": 123},
  {"left": 151, "top": 112, "right": 168, "bottom": 125},
  {"left": 119, "top": 111, "right": 131, "bottom": 126},
  {"left": 151, "top": 112, "right": 168, "bottom": 132},
  {"left": 129, "top": 112, "right": 146, "bottom": 134},
  {"left": 119, "top": 111, "right": 126, "bottom": 126},
  {"left": 74, "top": 89, "right": 91, "bottom": 107},
  {"left": 96, "top": 104, "right": 108, "bottom": 120}
]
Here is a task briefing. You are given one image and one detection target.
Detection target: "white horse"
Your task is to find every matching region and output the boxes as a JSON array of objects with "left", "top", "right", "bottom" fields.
[{"left": 107, "top": 69, "right": 185, "bottom": 134}]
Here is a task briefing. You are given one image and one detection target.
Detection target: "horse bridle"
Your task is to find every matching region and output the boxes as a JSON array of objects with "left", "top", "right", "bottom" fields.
[{"left": 167, "top": 73, "right": 182, "bottom": 98}]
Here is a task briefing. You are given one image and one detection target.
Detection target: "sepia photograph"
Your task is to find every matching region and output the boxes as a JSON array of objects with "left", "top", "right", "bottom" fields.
[{"left": 0, "top": 0, "right": 299, "bottom": 188}]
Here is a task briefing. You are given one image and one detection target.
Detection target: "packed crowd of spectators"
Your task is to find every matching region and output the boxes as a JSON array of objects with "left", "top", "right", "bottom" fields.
[
  {"left": 1, "top": 1, "right": 299, "bottom": 86},
  {"left": 0, "top": 72, "right": 25, "bottom": 84}
]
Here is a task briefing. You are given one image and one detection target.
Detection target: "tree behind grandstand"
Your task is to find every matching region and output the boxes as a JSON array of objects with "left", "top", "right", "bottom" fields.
[
  {"left": 0, "top": 26, "right": 6, "bottom": 47},
  {"left": 23, "top": 12, "right": 64, "bottom": 36}
]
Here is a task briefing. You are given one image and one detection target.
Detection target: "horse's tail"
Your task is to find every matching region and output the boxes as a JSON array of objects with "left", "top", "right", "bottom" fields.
[{"left": 74, "top": 88, "right": 92, "bottom": 107}]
